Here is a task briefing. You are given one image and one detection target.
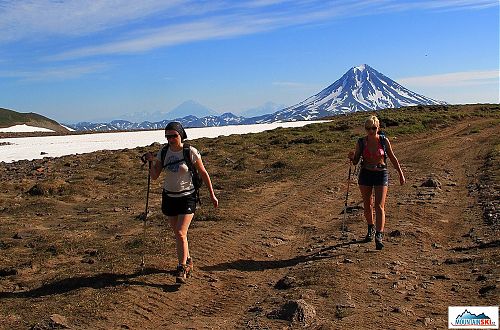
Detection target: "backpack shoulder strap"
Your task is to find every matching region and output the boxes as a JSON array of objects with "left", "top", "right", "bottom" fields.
[
  {"left": 379, "top": 134, "right": 388, "bottom": 162},
  {"left": 182, "top": 144, "right": 193, "bottom": 170},
  {"left": 160, "top": 143, "right": 169, "bottom": 166},
  {"left": 354, "top": 137, "right": 364, "bottom": 165},
  {"left": 379, "top": 134, "right": 386, "bottom": 145},
  {"left": 357, "top": 137, "right": 365, "bottom": 151},
  {"left": 182, "top": 143, "right": 202, "bottom": 205}
]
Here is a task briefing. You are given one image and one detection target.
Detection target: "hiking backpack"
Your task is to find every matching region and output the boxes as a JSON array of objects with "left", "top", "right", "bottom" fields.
[
  {"left": 358, "top": 133, "right": 388, "bottom": 164},
  {"left": 160, "top": 143, "right": 203, "bottom": 204}
]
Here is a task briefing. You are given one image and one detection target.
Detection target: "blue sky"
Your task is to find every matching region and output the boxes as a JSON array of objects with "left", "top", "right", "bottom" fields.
[{"left": 0, "top": 0, "right": 498, "bottom": 123}]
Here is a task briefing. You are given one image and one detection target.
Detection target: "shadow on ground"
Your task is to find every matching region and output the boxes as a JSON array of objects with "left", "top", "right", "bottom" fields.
[
  {"left": 0, "top": 267, "right": 180, "bottom": 299},
  {"left": 202, "top": 239, "right": 366, "bottom": 272}
]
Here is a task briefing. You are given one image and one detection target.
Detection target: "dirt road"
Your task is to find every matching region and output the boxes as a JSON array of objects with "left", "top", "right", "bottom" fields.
[{"left": 0, "top": 113, "right": 498, "bottom": 329}]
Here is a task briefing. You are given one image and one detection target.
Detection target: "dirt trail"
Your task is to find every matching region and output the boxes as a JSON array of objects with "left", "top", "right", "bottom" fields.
[{"left": 0, "top": 116, "right": 498, "bottom": 329}]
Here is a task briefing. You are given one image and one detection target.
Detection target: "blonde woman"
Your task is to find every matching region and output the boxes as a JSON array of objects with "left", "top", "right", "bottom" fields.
[{"left": 348, "top": 115, "right": 405, "bottom": 250}]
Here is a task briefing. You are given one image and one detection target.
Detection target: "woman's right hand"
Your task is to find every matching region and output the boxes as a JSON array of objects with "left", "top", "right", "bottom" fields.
[{"left": 143, "top": 152, "right": 155, "bottom": 162}]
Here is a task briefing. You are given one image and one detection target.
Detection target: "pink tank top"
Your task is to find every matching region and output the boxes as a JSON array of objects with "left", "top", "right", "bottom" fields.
[{"left": 363, "top": 138, "right": 385, "bottom": 161}]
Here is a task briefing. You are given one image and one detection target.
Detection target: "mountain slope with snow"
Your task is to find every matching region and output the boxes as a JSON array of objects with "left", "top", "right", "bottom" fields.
[
  {"left": 258, "top": 64, "right": 446, "bottom": 122},
  {"left": 0, "top": 107, "right": 69, "bottom": 133},
  {"left": 68, "top": 64, "right": 448, "bottom": 131}
]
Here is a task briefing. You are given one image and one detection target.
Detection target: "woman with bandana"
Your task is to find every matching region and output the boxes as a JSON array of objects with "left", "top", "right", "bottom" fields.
[{"left": 144, "top": 122, "right": 218, "bottom": 283}]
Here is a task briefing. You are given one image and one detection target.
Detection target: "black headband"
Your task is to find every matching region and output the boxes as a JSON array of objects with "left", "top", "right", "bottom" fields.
[{"left": 165, "top": 121, "right": 187, "bottom": 141}]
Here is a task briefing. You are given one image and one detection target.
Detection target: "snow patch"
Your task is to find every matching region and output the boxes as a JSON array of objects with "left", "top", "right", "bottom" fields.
[
  {"left": 354, "top": 64, "right": 367, "bottom": 72},
  {"left": 61, "top": 125, "right": 75, "bottom": 132},
  {"left": 0, "top": 121, "right": 329, "bottom": 163},
  {"left": 0, "top": 124, "right": 55, "bottom": 133}
]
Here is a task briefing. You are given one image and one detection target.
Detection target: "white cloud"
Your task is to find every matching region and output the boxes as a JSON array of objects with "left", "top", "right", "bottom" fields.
[
  {"left": 1, "top": 0, "right": 497, "bottom": 59},
  {"left": 48, "top": 17, "right": 275, "bottom": 60},
  {"left": 0, "top": 63, "right": 110, "bottom": 81},
  {"left": 417, "top": 0, "right": 498, "bottom": 11},
  {"left": 398, "top": 70, "right": 500, "bottom": 104},
  {"left": 377, "top": 0, "right": 498, "bottom": 12},
  {"left": 397, "top": 70, "right": 499, "bottom": 87},
  {"left": 0, "top": 0, "right": 185, "bottom": 42}
]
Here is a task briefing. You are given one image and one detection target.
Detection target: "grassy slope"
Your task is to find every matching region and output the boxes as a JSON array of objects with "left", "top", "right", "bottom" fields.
[
  {"left": 0, "top": 107, "right": 68, "bottom": 132},
  {"left": 131, "top": 104, "right": 496, "bottom": 225},
  {"left": 193, "top": 104, "right": 499, "bottom": 198}
]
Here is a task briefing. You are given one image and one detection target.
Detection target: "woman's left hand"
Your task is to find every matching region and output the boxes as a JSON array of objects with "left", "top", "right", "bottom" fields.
[
  {"left": 211, "top": 195, "right": 219, "bottom": 208},
  {"left": 399, "top": 174, "right": 406, "bottom": 185}
]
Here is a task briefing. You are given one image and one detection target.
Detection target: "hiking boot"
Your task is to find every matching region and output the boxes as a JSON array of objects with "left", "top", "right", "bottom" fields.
[
  {"left": 175, "top": 264, "right": 188, "bottom": 284},
  {"left": 364, "top": 225, "right": 375, "bottom": 242},
  {"left": 375, "top": 232, "right": 384, "bottom": 250},
  {"left": 186, "top": 257, "right": 194, "bottom": 278}
]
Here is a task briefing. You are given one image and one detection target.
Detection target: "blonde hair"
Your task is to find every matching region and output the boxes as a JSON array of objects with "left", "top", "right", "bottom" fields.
[{"left": 364, "top": 115, "right": 379, "bottom": 128}]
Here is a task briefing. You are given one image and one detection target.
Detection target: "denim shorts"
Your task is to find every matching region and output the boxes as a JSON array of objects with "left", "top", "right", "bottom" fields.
[
  {"left": 358, "top": 168, "right": 389, "bottom": 187},
  {"left": 161, "top": 191, "right": 197, "bottom": 216}
]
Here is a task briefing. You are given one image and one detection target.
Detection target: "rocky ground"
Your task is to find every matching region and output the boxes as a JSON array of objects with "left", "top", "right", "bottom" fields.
[{"left": 0, "top": 105, "right": 498, "bottom": 329}]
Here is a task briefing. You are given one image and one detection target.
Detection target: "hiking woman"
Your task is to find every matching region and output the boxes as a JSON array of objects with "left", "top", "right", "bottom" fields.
[
  {"left": 348, "top": 115, "right": 405, "bottom": 250},
  {"left": 144, "top": 121, "right": 218, "bottom": 283}
]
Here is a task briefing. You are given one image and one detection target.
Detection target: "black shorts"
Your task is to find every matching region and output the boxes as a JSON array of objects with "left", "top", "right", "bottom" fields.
[
  {"left": 161, "top": 191, "right": 197, "bottom": 216},
  {"left": 358, "top": 168, "right": 388, "bottom": 187}
]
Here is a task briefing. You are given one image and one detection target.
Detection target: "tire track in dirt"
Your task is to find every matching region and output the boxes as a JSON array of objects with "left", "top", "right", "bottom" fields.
[
  {"left": 37, "top": 117, "right": 497, "bottom": 329},
  {"left": 95, "top": 285, "right": 183, "bottom": 329},
  {"left": 89, "top": 158, "right": 344, "bottom": 328},
  {"left": 205, "top": 117, "right": 498, "bottom": 328},
  {"left": 180, "top": 159, "right": 354, "bottom": 327},
  {"left": 318, "top": 118, "right": 499, "bottom": 328},
  {"left": 90, "top": 189, "right": 297, "bottom": 328}
]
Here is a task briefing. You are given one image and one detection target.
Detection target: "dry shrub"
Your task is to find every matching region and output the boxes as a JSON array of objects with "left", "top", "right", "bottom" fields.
[{"left": 27, "top": 179, "right": 72, "bottom": 196}]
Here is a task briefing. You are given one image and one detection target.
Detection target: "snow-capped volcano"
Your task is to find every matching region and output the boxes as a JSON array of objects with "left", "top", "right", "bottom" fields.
[
  {"left": 261, "top": 64, "right": 446, "bottom": 122},
  {"left": 68, "top": 65, "right": 448, "bottom": 131}
]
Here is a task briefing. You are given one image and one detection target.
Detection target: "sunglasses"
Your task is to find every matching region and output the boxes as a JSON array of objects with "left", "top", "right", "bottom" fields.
[
  {"left": 365, "top": 126, "right": 378, "bottom": 131},
  {"left": 165, "top": 134, "right": 180, "bottom": 139}
]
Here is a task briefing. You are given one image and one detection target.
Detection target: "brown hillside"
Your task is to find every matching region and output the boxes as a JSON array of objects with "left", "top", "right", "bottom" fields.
[
  {"left": 0, "top": 107, "right": 69, "bottom": 134},
  {"left": 0, "top": 104, "right": 498, "bottom": 329}
]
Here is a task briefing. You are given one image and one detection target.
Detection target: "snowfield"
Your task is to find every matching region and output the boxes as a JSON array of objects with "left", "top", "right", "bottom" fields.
[
  {"left": 0, "top": 124, "right": 55, "bottom": 133},
  {"left": 0, "top": 121, "right": 328, "bottom": 163}
]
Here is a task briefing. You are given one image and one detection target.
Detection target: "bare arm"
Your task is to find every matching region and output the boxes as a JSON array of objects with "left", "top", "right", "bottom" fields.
[
  {"left": 348, "top": 139, "right": 362, "bottom": 165},
  {"left": 385, "top": 138, "right": 405, "bottom": 185},
  {"left": 194, "top": 158, "right": 219, "bottom": 208},
  {"left": 144, "top": 152, "right": 162, "bottom": 180}
]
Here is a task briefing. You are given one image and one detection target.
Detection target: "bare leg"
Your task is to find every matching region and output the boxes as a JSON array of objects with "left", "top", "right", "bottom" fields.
[
  {"left": 373, "top": 185, "right": 388, "bottom": 250},
  {"left": 373, "top": 185, "right": 388, "bottom": 232},
  {"left": 168, "top": 214, "right": 194, "bottom": 265},
  {"left": 359, "top": 185, "right": 374, "bottom": 225}
]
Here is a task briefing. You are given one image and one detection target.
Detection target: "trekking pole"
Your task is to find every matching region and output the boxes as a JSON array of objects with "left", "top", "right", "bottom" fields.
[
  {"left": 342, "top": 162, "right": 354, "bottom": 237},
  {"left": 139, "top": 155, "right": 151, "bottom": 271}
]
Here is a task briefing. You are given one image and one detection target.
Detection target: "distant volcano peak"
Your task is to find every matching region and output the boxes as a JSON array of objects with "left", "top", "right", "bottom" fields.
[
  {"left": 257, "top": 64, "right": 446, "bottom": 122},
  {"left": 353, "top": 64, "right": 368, "bottom": 71}
]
